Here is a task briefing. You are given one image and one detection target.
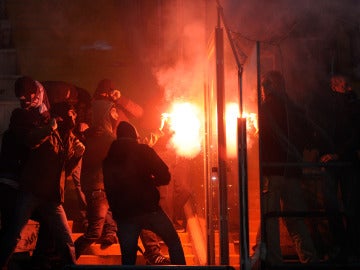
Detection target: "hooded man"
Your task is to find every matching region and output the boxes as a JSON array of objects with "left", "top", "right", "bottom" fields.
[
  {"left": 102, "top": 121, "right": 186, "bottom": 265},
  {"left": 74, "top": 98, "right": 119, "bottom": 258},
  {"left": 257, "top": 70, "right": 318, "bottom": 265},
  {"left": 74, "top": 79, "right": 171, "bottom": 264},
  {"left": 0, "top": 100, "right": 84, "bottom": 269}
]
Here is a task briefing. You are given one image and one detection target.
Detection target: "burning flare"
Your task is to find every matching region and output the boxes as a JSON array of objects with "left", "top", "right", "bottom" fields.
[{"left": 161, "top": 102, "right": 202, "bottom": 158}]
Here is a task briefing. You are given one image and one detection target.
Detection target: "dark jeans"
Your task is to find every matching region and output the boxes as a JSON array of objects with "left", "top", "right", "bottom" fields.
[
  {"left": 74, "top": 190, "right": 117, "bottom": 258},
  {"left": 71, "top": 159, "right": 87, "bottom": 221},
  {"left": 0, "top": 182, "right": 18, "bottom": 240},
  {"left": 0, "top": 190, "right": 76, "bottom": 268},
  {"left": 116, "top": 208, "right": 186, "bottom": 265}
]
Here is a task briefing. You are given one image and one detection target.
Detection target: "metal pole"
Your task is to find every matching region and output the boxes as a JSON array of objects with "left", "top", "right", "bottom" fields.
[
  {"left": 255, "top": 41, "right": 265, "bottom": 270},
  {"left": 204, "top": 82, "right": 216, "bottom": 265},
  {"left": 238, "top": 117, "right": 251, "bottom": 270},
  {"left": 215, "top": 5, "right": 229, "bottom": 265}
]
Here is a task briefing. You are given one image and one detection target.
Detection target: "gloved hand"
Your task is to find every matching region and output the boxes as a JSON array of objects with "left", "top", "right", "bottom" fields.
[
  {"left": 50, "top": 118, "right": 58, "bottom": 131},
  {"left": 73, "top": 140, "right": 85, "bottom": 158},
  {"left": 110, "top": 89, "right": 121, "bottom": 101}
]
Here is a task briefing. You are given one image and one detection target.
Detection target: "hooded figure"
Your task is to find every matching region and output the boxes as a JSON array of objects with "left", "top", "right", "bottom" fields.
[
  {"left": 0, "top": 100, "right": 82, "bottom": 269},
  {"left": 20, "top": 101, "right": 83, "bottom": 202},
  {"left": 73, "top": 98, "right": 119, "bottom": 258},
  {"left": 104, "top": 121, "right": 168, "bottom": 219},
  {"left": 257, "top": 70, "right": 318, "bottom": 265},
  {"left": 80, "top": 99, "right": 117, "bottom": 193},
  {"left": 93, "top": 79, "right": 143, "bottom": 127},
  {"left": 93, "top": 79, "right": 115, "bottom": 100},
  {"left": 15, "top": 76, "right": 50, "bottom": 114},
  {"left": 42, "top": 81, "right": 92, "bottom": 137},
  {"left": 102, "top": 121, "right": 186, "bottom": 265}
]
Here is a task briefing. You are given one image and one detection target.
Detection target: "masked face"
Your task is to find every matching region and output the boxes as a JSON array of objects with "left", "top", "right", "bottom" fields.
[
  {"left": 57, "top": 109, "right": 77, "bottom": 132},
  {"left": 18, "top": 93, "right": 36, "bottom": 109}
]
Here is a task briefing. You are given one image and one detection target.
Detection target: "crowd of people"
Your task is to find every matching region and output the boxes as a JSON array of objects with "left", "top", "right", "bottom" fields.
[
  {"left": 0, "top": 69, "right": 359, "bottom": 269},
  {"left": 0, "top": 76, "right": 186, "bottom": 269}
]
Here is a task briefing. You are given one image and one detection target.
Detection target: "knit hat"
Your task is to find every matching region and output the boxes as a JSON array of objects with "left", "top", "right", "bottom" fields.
[
  {"left": 14, "top": 76, "right": 37, "bottom": 98},
  {"left": 93, "top": 79, "right": 115, "bottom": 99},
  {"left": 116, "top": 121, "right": 138, "bottom": 139}
]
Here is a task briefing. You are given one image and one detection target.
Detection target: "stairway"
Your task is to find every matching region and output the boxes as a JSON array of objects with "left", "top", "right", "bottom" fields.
[
  {"left": 73, "top": 229, "right": 196, "bottom": 266},
  {"left": 61, "top": 177, "right": 197, "bottom": 266},
  {"left": 9, "top": 184, "right": 241, "bottom": 269}
]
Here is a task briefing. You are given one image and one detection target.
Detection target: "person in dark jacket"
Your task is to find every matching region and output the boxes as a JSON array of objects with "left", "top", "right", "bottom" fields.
[
  {"left": 0, "top": 77, "right": 41, "bottom": 239},
  {"left": 74, "top": 98, "right": 119, "bottom": 258},
  {"left": 315, "top": 74, "right": 360, "bottom": 261},
  {"left": 103, "top": 121, "right": 186, "bottom": 265},
  {"left": 0, "top": 76, "right": 66, "bottom": 268},
  {"left": 93, "top": 79, "right": 144, "bottom": 129},
  {"left": 42, "top": 80, "right": 92, "bottom": 140},
  {"left": 258, "top": 71, "right": 318, "bottom": 265},
  {"left": 42, "top": 80, "right": 91, "bottom": 230},
  {"left": 80, "top": 79, "right": 171, "bottom": 265},
  {"left": 0, "top": 100, "right": 84, "bottom": 269}
]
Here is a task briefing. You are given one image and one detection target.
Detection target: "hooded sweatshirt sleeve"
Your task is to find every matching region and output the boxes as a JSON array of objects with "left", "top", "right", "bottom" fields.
[{"left": 142, "top": 144, "right": 171, "bottom": 186}]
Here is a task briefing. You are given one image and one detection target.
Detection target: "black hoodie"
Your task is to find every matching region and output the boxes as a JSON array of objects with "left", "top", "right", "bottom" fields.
[{"left": 103, "top": 121, "right": 170, "bottom": 219}]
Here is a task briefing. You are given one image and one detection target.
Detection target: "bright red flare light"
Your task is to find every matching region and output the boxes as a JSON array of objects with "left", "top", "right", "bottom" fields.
[{"left": 161, "top": 102, "right": 202, "bottom": 158}]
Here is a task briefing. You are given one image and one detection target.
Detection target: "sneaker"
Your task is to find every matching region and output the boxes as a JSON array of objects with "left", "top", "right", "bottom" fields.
[
  {"left": 99, "top": 235, "right": 118, "bottom": 249},
  {"left": 146, "top": 253, "right": 171, "bottom": 265}
]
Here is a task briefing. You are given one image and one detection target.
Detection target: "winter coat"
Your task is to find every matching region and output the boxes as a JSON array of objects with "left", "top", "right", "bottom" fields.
[
  {"left": 20, "top": 128, "right": 81, "bottom": 203},
  {"left": 103, "top": 138, "right": 171, "bottom": 219},
  {"left": 9, "top": 107, "right": 82, "bottom": 203},
  {"left": 259, "top": 94, "right": 311, "bottom": 177},
  {"left": 80, "top": 100, "right": 116, "bottom": 194}
]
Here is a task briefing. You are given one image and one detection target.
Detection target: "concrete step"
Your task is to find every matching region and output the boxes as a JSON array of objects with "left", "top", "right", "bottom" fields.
[
  {"left": 72, "top": 230, "right": 196, "bottom": 265},
  {"left": 71, "top": 231, "right": 190, "bottom": 244},
  {"left": 71, "top": 241, "right": 194, "bottom": 257},
  {"left": 77, "top": 254, "right": 196, "bottom": 265},
  {"left": 71, "top": 232, "right": 192, "bottom": 254},
  {"left": 70, "top": 223, "right": 240, "bottom": 267}
]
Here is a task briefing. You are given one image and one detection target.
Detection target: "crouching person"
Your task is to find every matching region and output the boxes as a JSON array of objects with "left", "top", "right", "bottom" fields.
[{"left": 102, "top": 121, "right": 186, "bottom": 265}]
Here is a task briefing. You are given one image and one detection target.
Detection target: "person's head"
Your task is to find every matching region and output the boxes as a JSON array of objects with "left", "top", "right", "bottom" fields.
[
  {"left": 14, "top": 76, "right": 38, "bottom": 109},
  {"left": 261, "top": 70, "right": 286, "bottom": 102},
  {"left": 91, "top": 99, "right": 119, "bottom": 135},
  {"left": 42, "top": 81, "right": 76, "bottom": 106},
  {"left": 93, "top": 79, "right": 121, "bottom": 101},
  {"left": 330, "top": 75, "right": 352, "bottom": 94},
  {"left": 51, "top": 101, "right": 77, "bottom": 132},
  {"left": 116, "top": 121, "right": 139, "bottom": 141}
]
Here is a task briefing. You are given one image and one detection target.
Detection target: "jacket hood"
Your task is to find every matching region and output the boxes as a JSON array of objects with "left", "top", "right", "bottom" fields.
[
  {"left": 93, "top": 79, "right": 114, "bottom": 99},
  {"left": 116, "top": 121, "right": 138, "bottom": 139}
]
